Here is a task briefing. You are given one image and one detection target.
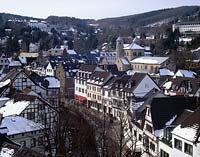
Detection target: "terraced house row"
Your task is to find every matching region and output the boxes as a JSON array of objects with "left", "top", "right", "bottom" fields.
[{"left": 74, "top": 64, "right": 200, "bottom": 157}]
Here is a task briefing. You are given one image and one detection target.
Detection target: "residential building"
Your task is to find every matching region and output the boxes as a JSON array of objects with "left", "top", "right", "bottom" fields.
[
  {"left": 0, "top": 54, "right": 9, "bottom": 71},
  {"left": 0, "top": 116, "right": 44, "bottom": 153},
  {"left": 0, "top": 68, "right": 60, "bottom": 109},
  {"left": 74, "top": 64, "right": 101, "bottom": 103},
  {"left": 163, "top": 77, "right": 200, "bottom": 96},
  {"left": 171, "top": 107, "right": 200, "bottom": 157},
  {"left": 133, "top": 95, "right": 198, "bottom": 157},
  {"left": 102, "top": 73, "right": 160, "bottom": 119},
  {"left": 87, "top": 71, "right": 113, "bottom": 111},
  {"left": 173, "top": 69, "right": 197, "bottom": 78}
]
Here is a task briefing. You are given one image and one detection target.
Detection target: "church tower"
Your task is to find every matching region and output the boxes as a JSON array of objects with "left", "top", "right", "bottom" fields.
[{"left": 116, "top": 36, "right": 124, "bottom": 58}]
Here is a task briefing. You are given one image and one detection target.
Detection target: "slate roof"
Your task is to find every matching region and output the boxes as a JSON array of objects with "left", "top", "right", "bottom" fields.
[
  {"left": 123, "top": 41, "right": 144, "bottom": 50},
  {"left": 150, "top": 96, "right": 198, "bottom": 130},
  {"left": 98, "top": 64, "right": 126, "bottom": 76},
  {"left": 172, "top": 109, "right": 193, "bottom": 126},
  {"left": 0, "top": 116, "right": 44, "bottom": 135},
  {"left": 111, "top": 73, "right": 147, "bottom": 93},
  {"left": 79, "top": 64, "right": 97, "bottom": 73},
  {"left": 87, "top": 71, "right": 113, "bottom": 86},
  {"left": 130, "top": 56, "right": 169, "bottom": 64},
  {"left": 178, "top": 107, "right": 200, "bottom": 142}
]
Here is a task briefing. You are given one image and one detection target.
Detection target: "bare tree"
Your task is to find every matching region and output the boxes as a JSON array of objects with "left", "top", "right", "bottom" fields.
[{"left": 111, "top": 109, "right": 139, "bottom": 157}]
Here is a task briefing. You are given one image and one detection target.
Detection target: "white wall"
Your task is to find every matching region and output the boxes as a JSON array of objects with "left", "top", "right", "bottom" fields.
[
  {"left": 45, "top": 63, "right": 54, "bottom": 76},
  {"left": 159, "top": 140, "right": 172, "bottom": 157},
  {"left": 172, "top": 134, "right": 195, "bottom": 157},
  {"left": 74, "top": 78, "right": 87, "bottom": 98}
]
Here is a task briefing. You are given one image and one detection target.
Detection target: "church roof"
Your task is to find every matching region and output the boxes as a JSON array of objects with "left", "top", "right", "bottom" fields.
[{"left": 124, "top": 42, "right": 144, "bottom": 50}]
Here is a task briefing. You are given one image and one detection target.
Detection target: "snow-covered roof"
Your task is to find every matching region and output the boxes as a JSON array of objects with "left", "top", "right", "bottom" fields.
[
  {"left": 44, "top": 77, "right": 60, "bottom": 88},
  {"left": 155, "top": 129, "right": 164, "bottom": 138},
  {"left": 172, "top": 124, "right": 198, "bottom": 142},
  {"left": 127, "top": 70, "right": 136, "bottom": 75},
  {"left": 159, "top": 68, "right": 174, "bottom": 76},
  {"left": 8, "top": 58, "right": 21, "bottom": 67},
  {"left": 120, "top": 57, "right": 129, "bottom": 65},
  {"left": 0, "top": 100, "right": 30, "bottom": 117},
  {"left": 90, "top": 51, "right": 97, "bottom": 54},
  {"left": 67, "top": 50, "right": 77, "bottom": 55},
  {"left": 174, "top": 69, "right": 196, "bottom": 78},
  {"left": 0, "top": 97, "right": 9, "bottom": 101},
  {"left": 179, "top": 37, "right": 192, "bottom": 43},
  {"left": 0, "top": 79, "right": 10, "bottom": 88},
  {"left": 116, "top": 36, "right": 123, "bottom": 42},
  {"left": 18, "top": 57, "right": 27, "bottom": 64},
  {"left": 130, "top": 56, "right": 169, "bottom": 64},
  {"left": 0, "top": 116, "right": 44, "bottom": 135},
  {"left": 123, "top": 43, "right": 144, "bottom": 50},
  {"left": 100, "top": 51, "right": 116, "bottom": 57}
]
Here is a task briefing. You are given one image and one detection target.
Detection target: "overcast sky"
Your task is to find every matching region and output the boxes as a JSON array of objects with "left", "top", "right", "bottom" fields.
[{"left": 0, "top": 0, "right": 200, "bottom": 19}]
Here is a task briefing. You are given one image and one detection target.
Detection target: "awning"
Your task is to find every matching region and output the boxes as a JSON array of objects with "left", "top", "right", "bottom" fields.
[{"left": 75, "top": 95, "right": 87, "bottom": 101}]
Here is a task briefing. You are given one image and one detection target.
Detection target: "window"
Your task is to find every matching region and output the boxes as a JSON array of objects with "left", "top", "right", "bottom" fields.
[
  {"left": 82, "top": 88, "right": 84, "bottom": 93},
  {"left": 27, "top": 112, "right": 35, "bottom": 120},
  {"left": 184, "top": 143, "right": 193, "bottom": 155},
  {"left": 146, "top": 124, "right": 153, "bottom": 133},
  {"left": 174, "top": 138, "right": 182, "bottom": 150},
  {"left": 31, "top": 138, "right": 36, "bottom": 147},
  {"left": 150, "top": 142, "right": 155, "bottom": 152},
  {"left": 160, "top": 149, "right": 169, "bottom": 157}
]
